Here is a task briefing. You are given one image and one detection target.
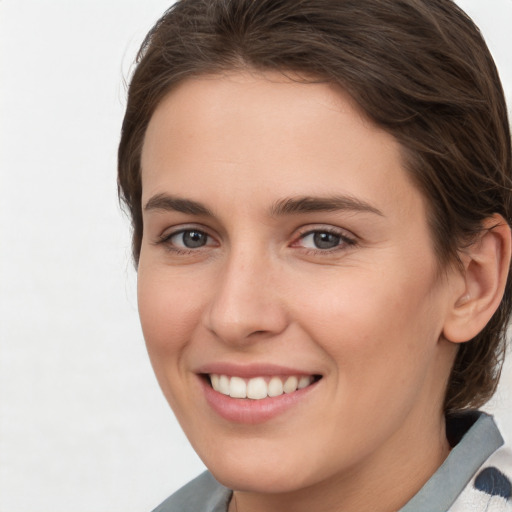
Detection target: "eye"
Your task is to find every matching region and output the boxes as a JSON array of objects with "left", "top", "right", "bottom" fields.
[
  {"left": 303, "top": 231, "right": 341, "bottom": 249},
  {"left": 162, "top": 229, "right": 215, "bottom": 250},
  {"left": 294, "top": 228, "right": 356, "bottom": 251}
]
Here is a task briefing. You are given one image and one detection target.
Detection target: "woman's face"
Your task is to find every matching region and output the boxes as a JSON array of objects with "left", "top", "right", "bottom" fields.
[{"left": 138, "top": 72, "right": 460, "bottom": 496}]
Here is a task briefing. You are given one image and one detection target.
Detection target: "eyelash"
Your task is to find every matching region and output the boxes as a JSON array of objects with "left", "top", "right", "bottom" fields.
[
  {"left": 292, "top": 227, "right": 357, "bottom": 253},
  {"left": 156, "top": 226, "right": 357, "bottom": 255},
  {"left": 157, "top": 227, "right": 216, "bottom": 255}
]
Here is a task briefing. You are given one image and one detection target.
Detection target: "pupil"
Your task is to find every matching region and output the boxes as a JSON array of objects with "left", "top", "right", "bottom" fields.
[
  {"left": 183, "top": 231, "right": 206, "bottom": 248},
  {"left": 313, "top": 232, "right": 340, "bottom": 249}
]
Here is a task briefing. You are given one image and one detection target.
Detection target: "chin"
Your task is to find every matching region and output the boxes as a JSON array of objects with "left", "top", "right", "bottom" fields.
[
  {"left": 194, "top": 437, "right": 330, "bottom": 494},
  {"left": 209, "top": 461, "right": 314, "bottom": 494}
]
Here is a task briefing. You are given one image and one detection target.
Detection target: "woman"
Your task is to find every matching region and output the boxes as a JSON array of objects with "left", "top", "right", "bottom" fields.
[{"left": 118, "top": 0, "right": 512, "bottom": 510}]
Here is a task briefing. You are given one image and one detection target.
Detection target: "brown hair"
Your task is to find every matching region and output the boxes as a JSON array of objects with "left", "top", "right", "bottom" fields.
[{"left": 118, "top": 0, "right": 512, "bottom": 412}]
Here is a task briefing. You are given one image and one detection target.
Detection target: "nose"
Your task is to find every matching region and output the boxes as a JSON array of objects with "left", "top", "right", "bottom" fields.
[{"left": 204, "top": 248, "right": 288, "bottom": 345}]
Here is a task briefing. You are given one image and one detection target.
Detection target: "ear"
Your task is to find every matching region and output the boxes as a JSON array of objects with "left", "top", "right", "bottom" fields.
[{"left": 443, "top": 214, "right": 511, "bottom": 343}]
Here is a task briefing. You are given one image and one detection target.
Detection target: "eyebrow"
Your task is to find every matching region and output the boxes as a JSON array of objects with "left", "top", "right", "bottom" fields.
[
  {"left": 270, "top": 195, "right": 384, "bottom": 217},
  {"left": 143, "top": 193, "right": 384, "bottom": 218},
  {"left": 144, "top": 193, "right": 213, "bottom": 216}
]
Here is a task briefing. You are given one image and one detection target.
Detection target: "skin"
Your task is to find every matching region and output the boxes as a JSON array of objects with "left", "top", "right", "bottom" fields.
[{"left": 138, "top": 71, "right": 470, "bottom": 512}]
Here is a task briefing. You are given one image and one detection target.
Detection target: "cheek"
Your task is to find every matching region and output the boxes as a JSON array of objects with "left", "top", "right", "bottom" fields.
[
  {"left": 137, "top": 267, "right": 204, "bottom": 358},
  {"left": 294, "top": 273, "right": 446, "bottom": 451},
  {"left": 292, "top": 266, "right": 443, "bottom": 377},
  {"left": 136, "top": 267, "right": 211, "bottom": 417}
]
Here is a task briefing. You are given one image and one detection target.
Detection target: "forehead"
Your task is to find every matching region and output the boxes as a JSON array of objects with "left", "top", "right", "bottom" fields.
[
  {"left": 142, "top": 70, "right": 389, "bottom": 161},
  {"left": 141, "top": 71, "right": 425, "bottom": 226}
]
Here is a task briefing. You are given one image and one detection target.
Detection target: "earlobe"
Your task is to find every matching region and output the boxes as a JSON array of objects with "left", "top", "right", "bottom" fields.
[{"left": 443, "top": 214, "right": 511, "bottom": 344}]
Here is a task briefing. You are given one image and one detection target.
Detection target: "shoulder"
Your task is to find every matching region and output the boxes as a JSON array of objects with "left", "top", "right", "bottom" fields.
[{"left": 151, "top": 471, "right": 231, "bottom": 512}]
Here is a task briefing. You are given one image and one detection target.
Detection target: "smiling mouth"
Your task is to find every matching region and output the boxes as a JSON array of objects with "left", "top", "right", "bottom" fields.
[{"left": 207, "top": 374, "right": 321, "bottom": 400}]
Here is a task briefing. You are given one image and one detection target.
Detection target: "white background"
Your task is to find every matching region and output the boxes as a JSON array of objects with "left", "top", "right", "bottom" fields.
[{"left": 0, "top": 1, "right": 511, "bottom": 511}]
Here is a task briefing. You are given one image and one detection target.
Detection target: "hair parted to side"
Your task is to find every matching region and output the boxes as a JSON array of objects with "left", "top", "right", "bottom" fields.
[{"left": 118, "top": 0, "right": 512, "bottom": 412}]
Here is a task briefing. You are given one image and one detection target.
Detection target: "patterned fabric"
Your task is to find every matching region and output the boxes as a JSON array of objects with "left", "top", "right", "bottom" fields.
[{"left": 449, "top": 444, "right": 512, "bottom": 512}]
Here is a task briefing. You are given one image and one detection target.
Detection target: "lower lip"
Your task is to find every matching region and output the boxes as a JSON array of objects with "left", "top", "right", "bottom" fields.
[{"left": 199, "top": 376, "right": 319, "bottom": 424}]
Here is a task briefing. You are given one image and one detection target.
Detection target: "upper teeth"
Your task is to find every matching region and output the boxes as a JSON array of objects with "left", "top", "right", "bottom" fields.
[{"left": 210, "top": 374, "right": 314, "bottom": 400}]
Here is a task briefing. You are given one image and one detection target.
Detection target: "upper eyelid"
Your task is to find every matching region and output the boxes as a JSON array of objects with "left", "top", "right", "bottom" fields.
[
  {"left": 163, "top": 228, "right": 211, "bottom": 241},
  {"left": 160, "top": 223, "right": 216, "bottom": 239},
  {"left": 294, "top": 224, "right": 356, "bottom": 239}
]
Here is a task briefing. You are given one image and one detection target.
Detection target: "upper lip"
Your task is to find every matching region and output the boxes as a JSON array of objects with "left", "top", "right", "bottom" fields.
[{"left": 195, "top": 362, "right": 320, "bottom": 378}]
